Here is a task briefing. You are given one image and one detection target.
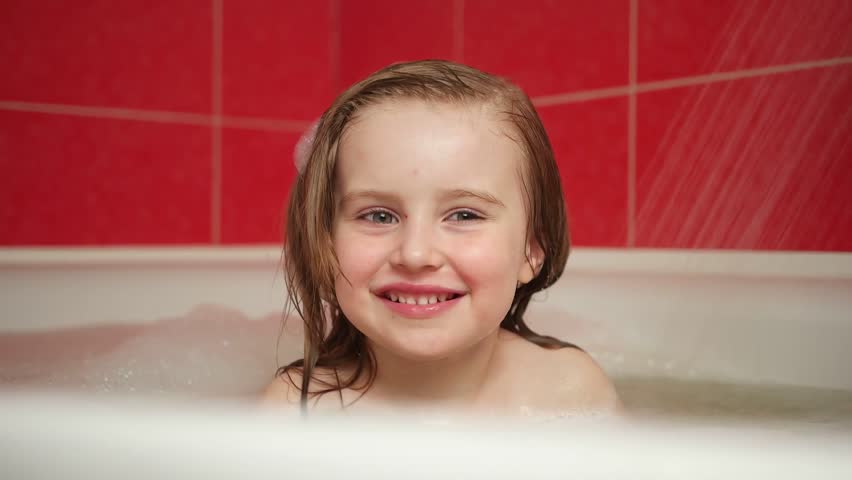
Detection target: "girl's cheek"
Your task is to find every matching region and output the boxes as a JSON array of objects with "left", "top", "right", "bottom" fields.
[
  {"left": 335, "top": 231, "right": 391, "bottom": 278},
  {"left": 449, "top": 235, "right": 519, "bottom": 287}
]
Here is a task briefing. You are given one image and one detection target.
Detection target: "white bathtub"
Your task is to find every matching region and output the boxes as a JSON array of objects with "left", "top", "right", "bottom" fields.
[{"left": 1, "top": 247, "right": 851, "bottom": 478}]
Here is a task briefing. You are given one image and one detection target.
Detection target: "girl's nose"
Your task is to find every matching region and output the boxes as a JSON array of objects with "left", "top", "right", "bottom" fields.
[{"left": 390, "top": 219, "right": 444, "bottom": 272}]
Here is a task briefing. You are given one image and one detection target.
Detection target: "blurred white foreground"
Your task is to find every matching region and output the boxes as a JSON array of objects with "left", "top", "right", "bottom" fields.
[{"left": 2, "top": 392, "right": 851, "bottom": 479}]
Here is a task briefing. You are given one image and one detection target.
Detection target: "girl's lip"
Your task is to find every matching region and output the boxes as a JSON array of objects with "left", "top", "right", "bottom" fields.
[{"left": 377, "top": 294, "right": 464, "bottom": 319}]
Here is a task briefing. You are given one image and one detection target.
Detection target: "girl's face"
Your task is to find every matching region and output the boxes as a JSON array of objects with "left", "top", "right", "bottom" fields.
[{"left": 332, "top": 100, "right": 540, "bottom": 361}]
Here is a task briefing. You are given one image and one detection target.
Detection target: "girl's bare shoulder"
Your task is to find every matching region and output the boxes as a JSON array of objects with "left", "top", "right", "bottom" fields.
[
  {"left": 258, "top": 367, "right": 346, "bottom": 412},
  {"left": 258, "top": 371, "right": 301, "bottom": 409},
  {"left": 499, "top": 331, "right": 622, "bottom": 414},
  {"left": 543, "top": 347, "right": 622, "bottom": 413}
]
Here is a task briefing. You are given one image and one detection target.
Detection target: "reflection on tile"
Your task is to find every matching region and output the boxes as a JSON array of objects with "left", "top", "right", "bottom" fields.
[
  {"left": 639, "top": 0, "right": 852, "bottom": 82},
  {"left": 636, "top": 65, "right": 852, "bottom": 250}
]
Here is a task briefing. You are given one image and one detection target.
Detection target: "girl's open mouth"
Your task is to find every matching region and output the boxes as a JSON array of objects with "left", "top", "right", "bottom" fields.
[
  {"left": 381, "top": 292, "right": 461, "bottom": 305},
  {"left": 376, "top": 292, "right": 465, "bottom": 319}
]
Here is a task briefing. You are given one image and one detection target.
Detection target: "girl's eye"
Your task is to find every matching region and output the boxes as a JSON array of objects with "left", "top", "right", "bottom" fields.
[
  {"left": 447, "top": 210, "right": 483, "bottom": 222},
  {"left": 361, "top": 210, "right": 398, "bottom": 224}
]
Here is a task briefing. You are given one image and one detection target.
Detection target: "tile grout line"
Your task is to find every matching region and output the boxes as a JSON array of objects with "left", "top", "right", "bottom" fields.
[
  {"left": 0, "top": 101, "right": 312, "bottom": 131},
  {"left": 1, "top": 57, "right": 849, "bottom": 126},
  {"left": 635, "top": 56, "right": 852, "bottom": 94},
  {"left": 222, "top": 116, "right": 311, "bottom": 131},
  {"left": 330, "top": 0, "right": 341, "bottom": 93},
  {"left": 211, "top": 0, "right": 223, "bottom": 244},
  {"left": 627, "top": 0, "right": 638, "bottom": 247},
  {"left": 452, "top": 0, "right": 465, "bottom": 62},
  {"left": 533, "top": 84, "right": 631, "bottom": 106},
  {"left": 0, "top": 100, "right": 213, "bottom": 125},
  {"left": 533, "top": 56, "right": 852, "bottom": 107}
]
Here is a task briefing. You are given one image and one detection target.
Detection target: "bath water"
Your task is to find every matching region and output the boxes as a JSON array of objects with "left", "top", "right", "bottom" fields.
[{"left": 1, "top": 304, "right": 850, "bottom": 431}]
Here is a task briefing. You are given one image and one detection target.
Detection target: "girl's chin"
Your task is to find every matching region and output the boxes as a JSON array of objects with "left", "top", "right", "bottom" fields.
[
  {"left": 369, "top": 333, "right": 483, "bottom": 363},
  {"left": 376, "top": 344, "right": 457, "bottom": 362}
]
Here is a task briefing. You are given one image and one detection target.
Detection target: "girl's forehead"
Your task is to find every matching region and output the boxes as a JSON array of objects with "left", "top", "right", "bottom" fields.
[
  {"left": 340, "top": 100, "right": 521, "bottom": 164},
  {"left": 335, "top": 100, "right": 526, "bottom": 200},
  {"left": 344, "top": 99, "right": 513, "bottom": 144}
]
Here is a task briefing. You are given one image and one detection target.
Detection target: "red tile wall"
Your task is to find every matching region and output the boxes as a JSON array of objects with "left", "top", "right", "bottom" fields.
[
  {"left": 339, "top": 0, "right": 457, "bottom": 90},
  {"left": 0, "top": 111, "right": 211, "bottom": 245},
  {"left": 1, "top": 1, "right": 850, "bottom": 250}
]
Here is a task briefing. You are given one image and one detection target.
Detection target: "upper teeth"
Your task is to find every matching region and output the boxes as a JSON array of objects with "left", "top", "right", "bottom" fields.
[{"left": 386, "top": 292, "right": 454, "bottom": 304}]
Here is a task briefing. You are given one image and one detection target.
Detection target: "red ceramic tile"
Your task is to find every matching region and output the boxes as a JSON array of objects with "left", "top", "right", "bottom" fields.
[
  {"left": 538, "top": 98, "right": 629, "bottom": 247},
  {"left": 0, "top": 112, "right": 211, "bottom": 245},
  {"left": 464, "top": 0, "right": 628, "bottom": 96},
  {"left": 0, "top": 1, "right": 212, "bottom": 112},
  {"left": 221, "top": 128, "right": 300, "bottom": 243},
  {"left": 223, "top": 0, "right": 334, "bottom": 120},
  {"left": 639, "top": 0, "right": 852, "bottom": 82},
  {"left": 339, "top": 0, "right": 455, "bottom": 90},
  {"left": 636, "top": 65, "right": 852, "bottom": 251}
]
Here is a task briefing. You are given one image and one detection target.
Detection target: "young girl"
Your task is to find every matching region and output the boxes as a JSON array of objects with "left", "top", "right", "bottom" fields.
[{"left": 262, "top": 60, "right": 621, "bottom": 417}]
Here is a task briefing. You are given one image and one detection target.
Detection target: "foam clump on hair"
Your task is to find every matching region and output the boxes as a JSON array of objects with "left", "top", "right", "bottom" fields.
[{"left": 293, "top": 120, "right": 319, "bottom": 174}]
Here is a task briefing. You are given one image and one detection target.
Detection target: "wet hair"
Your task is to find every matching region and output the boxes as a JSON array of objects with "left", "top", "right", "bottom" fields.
[{"left": 276, "top": 59, "right": 578, "bottom": 412}]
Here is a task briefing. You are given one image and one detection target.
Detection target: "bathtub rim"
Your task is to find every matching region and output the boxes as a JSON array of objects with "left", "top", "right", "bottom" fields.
[{"left": 1, "top": 246, "right": 850, "bottom": 279}]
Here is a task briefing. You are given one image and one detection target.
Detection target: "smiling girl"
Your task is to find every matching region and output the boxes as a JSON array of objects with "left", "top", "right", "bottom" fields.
[{"left": 262, "top": 60, "right": 621, "bottom": 417}]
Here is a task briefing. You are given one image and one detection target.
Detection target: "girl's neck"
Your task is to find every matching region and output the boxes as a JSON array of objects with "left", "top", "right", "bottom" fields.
[{"left": 365, "top": 329, "right": 503, "bottom": 410}]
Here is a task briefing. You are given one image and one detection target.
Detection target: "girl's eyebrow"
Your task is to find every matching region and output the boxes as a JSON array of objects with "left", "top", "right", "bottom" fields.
[
  {"left": 339, "top": 188, "right": 505, "bottom": 208},
  {"left": 441, "top": 188, "right": 505, "bottom": 208},
  {"left": 339, "top": 189, "right": 399, "bottom": 207}
]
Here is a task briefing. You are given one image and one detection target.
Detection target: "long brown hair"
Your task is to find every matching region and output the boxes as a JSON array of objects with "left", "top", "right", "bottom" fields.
[{"left": 277, "top": 60, "right": 577, "bottom": 412}]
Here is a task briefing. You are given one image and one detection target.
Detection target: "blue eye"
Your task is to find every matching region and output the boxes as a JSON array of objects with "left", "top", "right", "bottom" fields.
[
  {"left": 362, "top": 210, "right": 398, "bottom": 224},
  {"left": 447, "top": 210, "right": 483, "bottom": 222}
]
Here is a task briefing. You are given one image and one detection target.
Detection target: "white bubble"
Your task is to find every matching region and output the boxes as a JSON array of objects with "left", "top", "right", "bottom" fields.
[{"left": 0, "top": 304, "right": 289, "bottom": 399}]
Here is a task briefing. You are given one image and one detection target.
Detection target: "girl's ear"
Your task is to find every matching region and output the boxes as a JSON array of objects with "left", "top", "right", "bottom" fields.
[{"left": 517, "top": 239, "right": 544, "bottom": 286}]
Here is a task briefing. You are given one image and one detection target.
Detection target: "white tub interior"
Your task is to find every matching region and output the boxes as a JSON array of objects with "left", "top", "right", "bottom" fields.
[
  {"left": 2, "top": 247, "right": 852, "bottom": 478},
  {"left": 2, "top": 247, "right": 851, "bottom": 429}
]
